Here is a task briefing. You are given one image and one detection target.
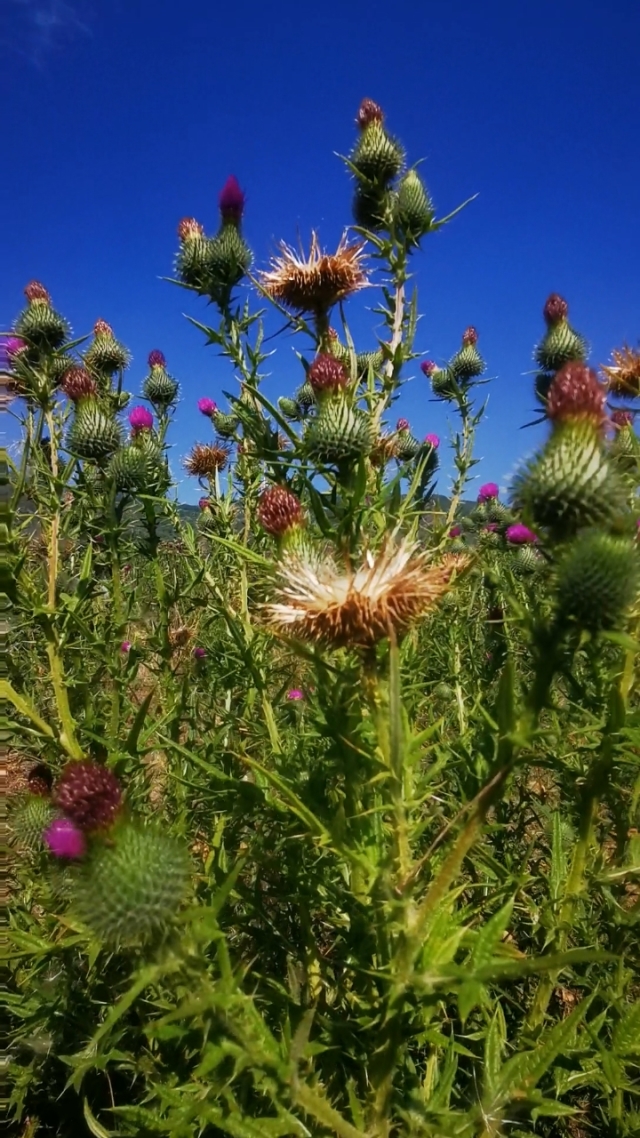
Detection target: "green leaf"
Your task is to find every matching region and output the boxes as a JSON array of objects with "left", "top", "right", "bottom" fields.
[
  {"left": 83, "top": 1099, "right": 114, "bottom": 1138},
  {"left": 491, "top": 995, "right": 593, "bottom": 1107},
  {"left": 613, "top": 1000, "right": 640, "bottom": 1057}
]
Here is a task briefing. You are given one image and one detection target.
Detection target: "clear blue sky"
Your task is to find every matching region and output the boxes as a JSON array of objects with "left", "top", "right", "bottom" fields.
[{"left": 3, "top": 0, "right": 639, "bottom": 504}]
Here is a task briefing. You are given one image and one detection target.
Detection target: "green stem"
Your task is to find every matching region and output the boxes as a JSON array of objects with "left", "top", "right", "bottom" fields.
[{"left": 44, "top": 630, "right": 84, "bottom": 759}]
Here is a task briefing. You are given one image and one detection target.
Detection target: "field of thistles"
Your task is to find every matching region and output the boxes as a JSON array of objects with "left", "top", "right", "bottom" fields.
[{"left": 5, "top": 100, "right": 640, "bottom": 1138}]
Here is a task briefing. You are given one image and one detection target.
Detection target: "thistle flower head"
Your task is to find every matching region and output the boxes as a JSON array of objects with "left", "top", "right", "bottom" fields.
[
  {"left": 478, "top": 482, "right": 499, "bottom": 503},
  {"left": 449, "top": 525, "right": 462, "bottom": 538},
  {"left": 420, "top": 360, "right": 437, "bottom": 376},
  {"left": 120, "top": 640, "right": 132, "bottom": 653},
  {"left": 197, "top": 396, "right": 217, "bottom": 416},
  {"left": 265, "top": 540, "right": 468, "bottom": 649},
  {"left": 184, "top": 443, "right": 229, "bottom": 476},
  {"left": 219, "top": 175, "right": 245, "bottom": 223},
  {"left": 462, "top": 326, "right": 478, "bottom": 346},
  {"left": 128, "top": 405, "right": 154, "bottom": 434},
  {"left": 61, "top": 367, "right": 98, "bottom": 402},
  {"left": 177, "top": 217, "right": 205, "bottom": 241},
  {"left": 506, "top": 523, "right": 538, "bottom": 545},
  {"left": 258, "top": 232, "right": 368, "bottom": 314},
  {"left": 54, "top": 760, "right": 122, "bottom": 832},
  {"left": 287, "top": 689, "right": 305, "bottom": 700},
  {"left": 93, "top": 318, "right": 113, "bottom": 336},
  {"left": 307, "top": 353, "right": 349, "bottom": 394},
  {"left": 24, "top": 281, "right": 51, "bottom": 304},
  {"left": 611, "top": 408, "right": 635, "bottom": 428},
  {"left": 396, "top": 417, "right": 410, "bottom": 431},
  {"left": 546, "top": 361, "right": 607, "bottom": 427},
  {"left": 148, "top": 349, "right": 166, "bottom": 368},
  {"left": 257, "top": 485, "right": 304, "bottom": 536},
  {"left": 193, "top": 646, "right": 206, "bottom": 659},
  {"left": 357, "top": 97, "right": 384, "bottom": 128},
  {"left": 44, "top": 817, "right": 86, "bottom": 859},
  {"left": 425, "top": 433, "right": 440, "bottom": 449},
  {"left": 601, "top": 346, "right": 640, "bottom": 396},
  {"left": 198, "top": 496, "right": 210, "bottom": 510},
  {"left": 543, "top": 293, "right": 569, "bottom": 325},
  {"left": 5, "top": 336, "right": 27, "bottom": 357}
]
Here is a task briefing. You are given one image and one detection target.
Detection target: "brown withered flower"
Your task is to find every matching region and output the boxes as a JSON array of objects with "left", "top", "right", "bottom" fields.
[
  {"left": 184, "top": 443, "right": 230, "bottom": 476},
  {"left": 601, "top": 345, "right": 640, "bottom": 396},
  {"left": 265, "top": 540, "right": 469, "bottom": 648},
  {"left": 257, "top": 232, "right": 368, "bottom": 315}
]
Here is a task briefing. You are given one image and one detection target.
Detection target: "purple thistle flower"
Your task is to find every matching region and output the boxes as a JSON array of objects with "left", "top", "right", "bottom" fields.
[
  {"left": 478, "top": 482, "right": 499, "bottom": 503},
  {"left": 128, "top": 405, "right": 154, "bottom": 433},
  {"left": 148, "top": 349, "right": 166, "bottom": 368},
  {"left": 219, "top": 175, "right": 245, "bottom": 223},
  {"left": 483, "top": 523, "right": 499, "bottom": 533},
  {"left": 287, "top": 689, "right": 304, "bottom": 701},
  {"left": 396, "top": 417, "right": 410, "bottom": 431},
  {"left": 198, "top": 397, "right": 217, "bottom": 417},
  {"left": 43, "top": 817, "right": 86, "bottom": 859},
  {"left": 420, "top": 360, "right": 437, "bottom": 376},
  {"left": 6, "top": 335, "right": 27, "bottom": 357},
  {"left": 425, "top": 433, "right": 440, "bottom": 449},
  {"left": 449, "top": 525, "right": 462, "bottom": 538},
  {"left": 120, "top": 640, "right": 132, "bottom": 654},
  {"left": 506, "top": 523, "right": 538, "bottom": 545},
  {"left": 198, "top": 496, "right": 211, "bottom": 510},
  {"left": 193, "top": 646, "right": 206, "bottom": 660}
]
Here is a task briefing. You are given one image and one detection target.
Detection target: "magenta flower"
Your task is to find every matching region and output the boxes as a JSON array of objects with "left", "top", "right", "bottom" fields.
[
  {"left": 120, "top": 640, "right": 132, "bottom": 654},
  {"left": 478, "top": 482, "right": 499, "bottom": 503},
  {"left": 198, "top": 397, "right": 217, "bottom": 417},
  {"left": 128, "top": 405, "right": 154, "bottom": 433},
  {"left": 43, "top": 817, "right": 86, "bottom": 860},
  {"left": 420, "top": 360, "right": 437, "bottom": 376},
  {"left": 219, "top": 175, "right": 245, "bottom": 223},
  {"left": 287, "top": 689, "right": 304, "bottom": 701},
  {"left": 449, "top": 525, "right": 462, "bottom": 538},
  {"left": 148, "top": 349, "right": 166, "bottom": 368},
  {"left": 6, "top": 336, "right": 27, "bottom": 357},
  {"left": 193, "top": 646, "right": 206, "bottom": 659},
  {"left": 425, "top": 433, "right": 440, "bottom": 449},
  {"left": 198, "top": 496, "right": 211, "bottom": 510},
  {"left": 396, "top": 417, "right": 410, "bottom": 431},
  {"left": 506, "top": 523, "right": 538, "bottom": 545},
  {"left": 483, "top": 523, "right": 499, "bottom": 533}
]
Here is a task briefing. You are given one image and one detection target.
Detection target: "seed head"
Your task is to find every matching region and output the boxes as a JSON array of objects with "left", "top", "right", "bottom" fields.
[
  {"left": 543, "top": 293, "right": 569, "bottom": 325},
  {"left": 62, "top": 367, "right": 98, "bottom": 401},
  {"left": 257, "top": 485, "right": 304, "bottom": 535},
  {"left": 54, "top": 760, "right": 122, "bottom": 832},
  {"left": 24, "top": 281, "right": 51, "bottom": 304},
  {"left": 219, "top": 175, "right": 245, "bottom": 223},
  {"left": 258, "top": 232, "right": 368, "bottom": 314},
  {"left": 478, "top": 482, "right": 499, "bottom": 503},
  {"left": 148, "top": 348, "right": 166, "bottom": 368},
  {"left": 601, "top": 346, "right": 640, "bottom": 396},
  {"left": 177, "top": 217, "right": 205, "bottom": 241},
  {"left": 357, "top": 98, "right": 384, "bottom": 129},
  {"left": 308, "top": 353, "right": 349, "bottom": 394},
  {"left": 44, "top": 817, "right": 86, "bottom": 859},
  {"left": 184, "top": 443, "right": 229, "bottom": 476},
  {"left": 265, "top": 540, "right": 469, "bottom": 649},
  {"left": 546, "top": 361, "right": 607, "bottom": 427}
]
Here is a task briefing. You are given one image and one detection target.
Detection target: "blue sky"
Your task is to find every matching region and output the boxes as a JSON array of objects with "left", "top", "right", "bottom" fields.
[{"left": 2, "top": 0, "right": 639, "bottom": 503}]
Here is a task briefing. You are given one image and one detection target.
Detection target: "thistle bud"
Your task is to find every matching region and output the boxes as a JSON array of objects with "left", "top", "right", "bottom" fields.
[
  {"left": 308, "top": 353, "right": 349, "bottom": 396},
  {"left": 450, "top": 327, "right": 485, "bottom": 381},
  {"left": 350, "top": 102, "right": 404, "bottom": 184},
  {"left": 175, "top": 217, "right": 210, "bottom": 290},
  {"left": 71, "top": 822, "right": 190, "bottom": 943},
  {"left": 278, "top": 396, "right": 301, "bottom": 420},
  {"left": 148, "top": 349, "right": 166, "bottom": 368},
  {"left": 356, "top": 98, "right": 384, "bottom": 129},
  {"left": 295, "top": 381, "right": 315, "bottom": 409},
  {"left": 506, "top": 523, "right": 538, "bottom": 545},
  {"left": 197, "top": 396, "right": 217, "bottom": 417},
  {"left": 143, "top": 358, "right": 179, "bottom": 409},
  {"left": 205, "top": 224, "right": 252, "bottom": 306},
  {"left": 611, "top": 409, "right": 635, "bottom": 429},
  {"left": 546, "top": 362, "right": 606, "bottom": 429},
  {"left": 556, "top": 531, "right": 640, "bottom": 632},
  {"left": 128, "top": 405, "right": 154, "bottom": 434},
  {"left": 305, "top": 401, "right": 375, "bottom": 465},
  {"left": 535, "top": 294, "right": 587, "bottom": 372},
  {"left": 429, "top": 364, "right": 458, "bottom": 400},
  {"left": 61, "top": 367, "right": 98, "bottom": 402},
  {"left": 352, "top": 185, "right": 390, "bottom": 231},
  {"left": 84, "top": 320, "right": 131, "bottom": 377},
  {"left": 54, "top": 760, "right": 122, "bottom": 832},
  {"left": 218, "top": 175, "right": 245, "bottom": 225},
  {"left": 425, "top": 433, "right": 440, "bottom": 449},
  {"left": 15, "top": 282, "right": 70, "bottom": 351},
  {"left": 394, "top": 169, "right": 434, "bottom": 239},
  {"left": 357, "top": 349, "right": 385, "bottom": 377},
  {"left": 66, "top": 403, "right": 122, "bottom": 461},
  {"left": 108, "top": 445, "right": 148, "bottom": 492},
  {"left": 257, "top": 485, "right": 304, "bottom": 536},
  {"left": 9, "top": 795, "right": 58, "bottom": 850},
  {"left": 211, "top": 409, "right": 239, "bottom": 437},
  {"left": 24, "top": 280, "right": 51, "bottom": 303}
]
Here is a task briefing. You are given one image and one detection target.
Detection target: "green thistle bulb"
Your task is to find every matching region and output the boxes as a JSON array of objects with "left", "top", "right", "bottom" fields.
[
  {"left": 512, "top": 545, "right": 544, "bottom": 575},
  {"left": 206, "top": 224, "right": 252, "bottom": 301},
  {"left": 327, "top": 331, "right": 351, "bottom": 365},
  {"left": 143, "top": 366, "right": 179, "bottom": 409},
  {"left": 295, "top": 381, "right": 315, "bottom": 409},
  {"left": 72, "top": 823, "right": 191, "bottom": 944},
  {"left": 486, "top": 500, "right": 513, "bottom": 525},
  {"left": 395, "top": 429, "right": 421, "bottom": 461},
  {"left": 108, "top": 446, "right": 147, "bottom": 492},
  {"left": 136, "top": 433, "right": 170, "bottom": 493},
  {"left": 66, "top": 403, "right": 122, "bottom": 461},
  {"left": 84, "top": 320, "right": 131, "bottom": 377},
  {"left": 305, "top": 399, "right": 375, "bottom": 464},
  {"left": 535, "top": 296, "right": 587, "bottom": 373},
  {"left": 357, "top": 349, "right": 385, "bottom": 378},
  {"left": 15, "top": 285, "right": 70, "bottom": 352},
  {"left": 511, "top": 421, "right": 626, "bottom": 537},
  {"left": 10, "top": 795, "right": 58, "bottom": 850},
  {"left": 611, "top": 423, "right": 640, "bottom": 475},
  {"left": 278, "top": 396, "right": 301, "bottom": 421},
  {"left": 430, "top": 366, "right": 458, "bottom": 400},
  {"left": 352, "top": 186, "right": 390, "bottom": 231},
  {"left": 351, "top": 121, "right": 404, "bottom": 185},
  {"left": 556, "top": 531, "right": 640, "bottom": 632},
  {"left": 394, "top": 169, "right": 434, "bottom": 239},
  {"left": 450, "top": 328, "right": 485, "bottom": 381},
  {"left": 212, "top": 409, "right": 239, "bottom": 438}
]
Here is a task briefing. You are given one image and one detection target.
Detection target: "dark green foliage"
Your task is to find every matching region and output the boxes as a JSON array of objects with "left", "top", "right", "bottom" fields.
[{"left": 556, "top": 529, "right": 640, "bottom": 630}]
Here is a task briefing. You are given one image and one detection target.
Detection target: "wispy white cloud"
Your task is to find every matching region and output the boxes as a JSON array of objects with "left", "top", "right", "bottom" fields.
[{"left": 6, "top": 0, "right": 91, "bottom": 66}]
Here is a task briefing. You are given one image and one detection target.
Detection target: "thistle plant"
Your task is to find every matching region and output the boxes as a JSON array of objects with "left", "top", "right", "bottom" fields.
[{"left": 6, "top": 99, "right": 640, "bottom": 1138}]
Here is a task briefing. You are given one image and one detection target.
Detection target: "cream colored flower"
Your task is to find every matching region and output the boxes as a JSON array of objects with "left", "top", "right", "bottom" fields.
[{"left": 257, "top": 232, "right": 369, "bottom": 314}]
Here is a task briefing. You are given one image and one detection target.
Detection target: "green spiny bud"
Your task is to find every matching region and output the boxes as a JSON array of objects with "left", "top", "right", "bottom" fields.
[
  {"left": 511, "top": 421, "right": 626, "bottom": 537},
  {"left": 15, "top": 282, "right": 70, "bottom": 352},
  {"left": 352, "top": 186, "right": 391, "bottom": 230},
  {"left": 278, "top": 396, "right": 301, "bottom": 421},
  {"left": 206, "top": 224, "right": 252, "bottom": 302},
  {"left": 556, "top": 531, "right": 640, "bottom": 632},
  {"left": 430, "top": 366, "right": 458, "bottom": 400},
  {"left": 66, "top": 402, "right": 122, "bottom": 461},
  {"left": 394, "top": 169, "right": 434, "bottom": 239},
  {"left": 512, "top": 545, "right": 545, "bottom": 576},
  {"left": 108, "top": 446, "right": 148, "bottom": 492},
  {"left": 305, "top": 399, "right": 374, "bottom": 465},
  {"left": 71, "top": 822, "right": 191, "bottom": 944},
  {"left": 395, "top": 428, "right": 421, "bottom": 461},
  {"left": 84, "top": 320, "right": 131, "bottom": 377},
  {"left": 295, "top": 381, "right": 315, "bottom": 409},
  {"left": 535, "top": 294, "right": 587, "bottom": 373},
  {"left": 357, "top": 349, "right": 385, "bottom": 377},
  {"left": 176, "top": 217, "right": 209, "bottom": 290},
  {"left": 351, "top": 119, "right": 404, "bottom": 185},
  {"left": 10, "top": 795, "right": 59, "bottom": 850},
  {"left": 449, "top": 327, "right": 485, "bottom": 381},
  {"left": 212, "top": 409, "right": 239, "bottom": 437},
  {"left": 142, "top": 365, "right": 179, "bottom": 409}
]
